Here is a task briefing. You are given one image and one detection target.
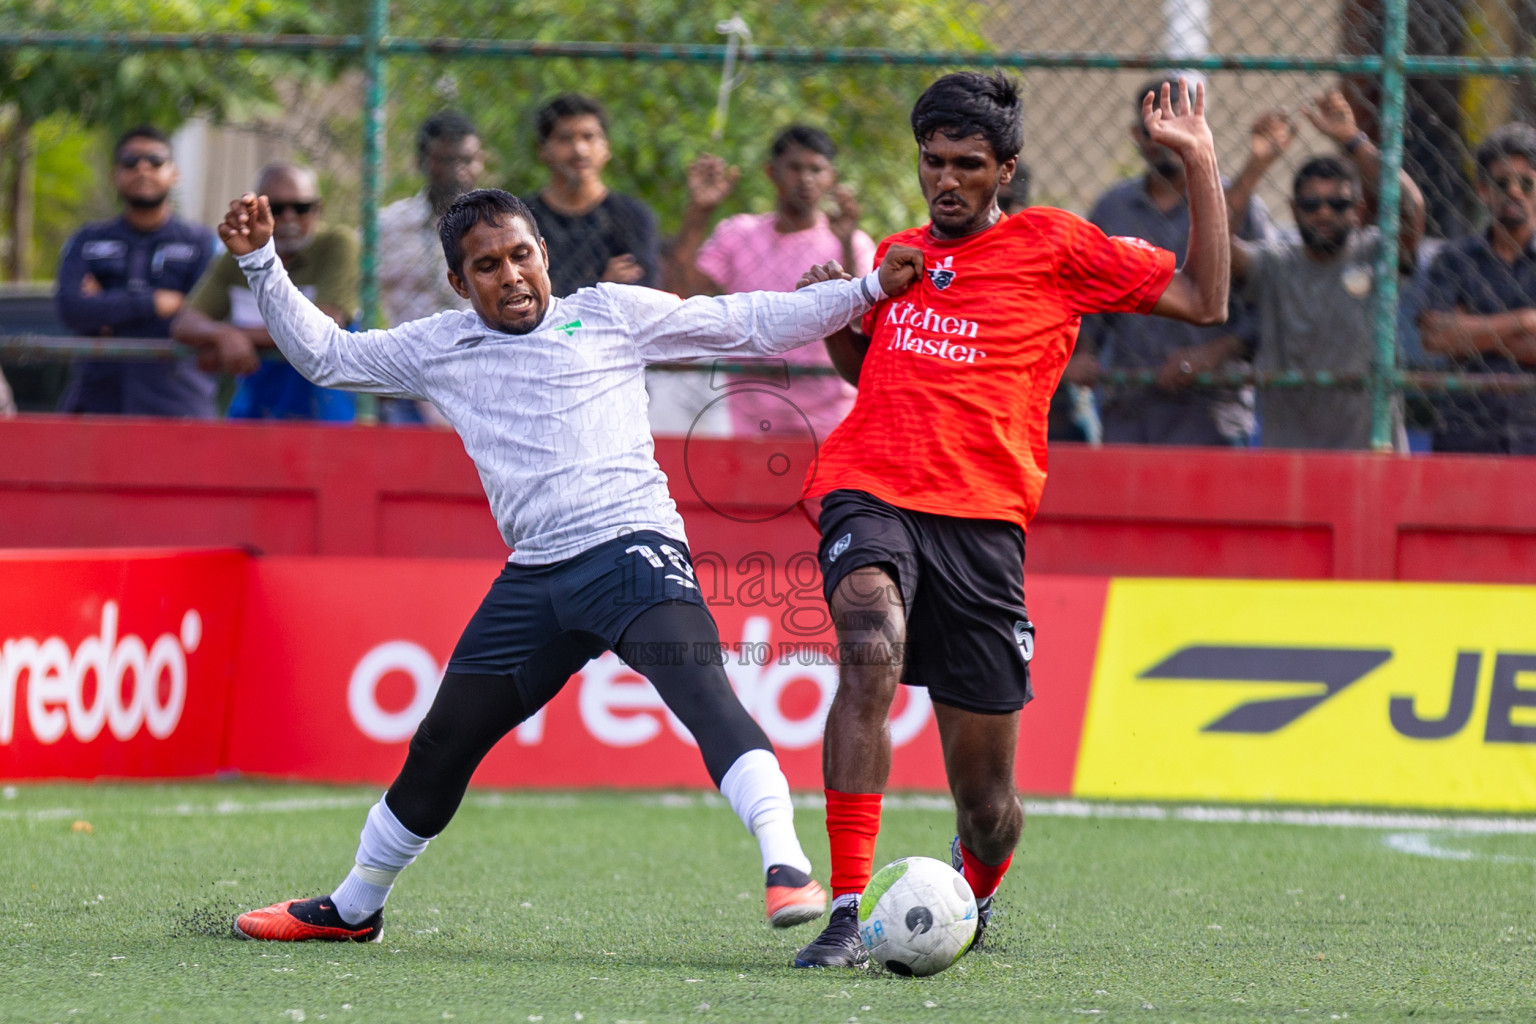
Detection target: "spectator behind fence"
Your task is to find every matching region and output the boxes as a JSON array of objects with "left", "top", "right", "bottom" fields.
[
  {"left": 1418, "top": 122, "right": 1536, "bottom": 454},
  {"left": 523, "top": 95, "right": 660, "bottom": 299},
  {"left": 377, "top": 110, "right": 485, "bottom": 425},
  {"left": 1225, "top": 91, "right": 1425, "bottom": 450},
  {"left": 55, "top": 126, "right": 217, "bottom": 417},
  {"left": 666, "top": 126, "right": 875, "bottom": 441},
  {"left": 1065, "top": 74, "right": 1273, "bottom": 446},
  {"left": 172, "top": 162, "right": 358, "bottom": 420},
  {"left": 0, "top": 367, "right": 14, "bottom": 417}
]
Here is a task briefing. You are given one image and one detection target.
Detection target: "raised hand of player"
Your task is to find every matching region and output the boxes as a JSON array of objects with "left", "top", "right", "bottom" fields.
[
  {"left": 1302, "top": 90, "right": 1361, "bottom": 148},
  {"left": 825, "top": 184, "right": 861, "bottom": 244},
  {"left": 1142, "top": 78, "right": 1214, "bottom": 159},
  {"left": 877, "top": 244, "right": 924, "bottom": 297},
  {"left": 218, "top": 193, "right": 274, "bottom": 257},
  {"left": 1249, "top": 108, "right": 1296, "bottom": 166},
  {"left": 795, "top": 260, "right": 852, "bottom": 289},
  {"left": 686, "top": 153, "right": 740, "bottom": 212}
]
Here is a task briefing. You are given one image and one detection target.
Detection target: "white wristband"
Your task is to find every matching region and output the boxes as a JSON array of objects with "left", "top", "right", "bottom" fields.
[{"left": 858, "top": 269, "right": 886, "bottom": 305}]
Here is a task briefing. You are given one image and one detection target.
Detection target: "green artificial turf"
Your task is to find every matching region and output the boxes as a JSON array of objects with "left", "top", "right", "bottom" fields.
[{"left": 1, "top": 782, "right": 1533, "bottom": 1023}]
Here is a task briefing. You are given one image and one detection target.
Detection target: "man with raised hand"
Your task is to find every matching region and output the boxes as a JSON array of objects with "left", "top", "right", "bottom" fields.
[
  {"left": 792, "top": 72, "right": 1229, "bottom": 968},
  {"left": 667, "top": 126, "right": 875, "bottom": 441},
  {"left": 1224, "top": 90, "right": 1424, "bottom": 450},
  {"left": 215, "top": 186, "right": 921, "bottom": 951}
]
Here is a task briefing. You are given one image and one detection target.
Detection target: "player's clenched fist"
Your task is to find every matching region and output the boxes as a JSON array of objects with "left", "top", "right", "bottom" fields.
[
  {"left": 878, "top": 244, "right": 924, "bottom": 297},
  {"left": 217, "top": 193, "right": 275, "bottom": 257}
]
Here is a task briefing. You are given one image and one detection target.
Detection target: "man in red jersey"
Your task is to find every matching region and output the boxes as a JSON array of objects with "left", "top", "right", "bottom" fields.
[{"left": 792, "top": 71, "right": 1230, "bottom": 968}]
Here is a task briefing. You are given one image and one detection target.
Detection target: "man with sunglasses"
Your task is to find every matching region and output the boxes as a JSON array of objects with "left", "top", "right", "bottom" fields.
[
  {"left": 1225, "top": 90, "right": 1424, "bottom": 450},
  {"left": 1418, "top": 123, "right": 1536, "bottom": 453},
  {"left": 173, "top": 162, "right": 359, "bottom": 420},
  {"left": 55, "top": 126, "right": 218, "bottom": 417}
]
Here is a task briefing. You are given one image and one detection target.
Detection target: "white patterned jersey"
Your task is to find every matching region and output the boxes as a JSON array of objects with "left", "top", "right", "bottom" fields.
[{"left": 235, "top": 238, "right": 877, "bottom": 564}]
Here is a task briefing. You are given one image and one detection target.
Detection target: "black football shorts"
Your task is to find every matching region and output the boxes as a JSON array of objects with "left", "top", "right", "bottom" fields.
[{"left": 816, "top": 488, "right": 1034, "bottom": 715}]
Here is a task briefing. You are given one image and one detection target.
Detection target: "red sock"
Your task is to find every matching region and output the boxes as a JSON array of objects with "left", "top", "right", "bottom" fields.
[
  {"left": 825, "top": 789, "right": 883, "bottom": 898},
  {"left": 958, "top": 842, "right": 1013, "bottom": 900}
]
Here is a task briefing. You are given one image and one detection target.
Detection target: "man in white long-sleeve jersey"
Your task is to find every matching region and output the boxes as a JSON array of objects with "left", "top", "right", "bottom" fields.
[{"left": 220, "top": 188, "right": 921, "bottom": 951}]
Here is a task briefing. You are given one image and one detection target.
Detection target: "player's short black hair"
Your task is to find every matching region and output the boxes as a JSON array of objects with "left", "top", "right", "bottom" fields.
[
  {"left": 910, "top": 71, "right": 1023, "bottom": 164},
  {"left": 535, "top": 94, "right": 608, "bottom": 144},
  {"left": 113, "top": 125, "right": 171, "bottom": 161},
  {"left": 771, "top": 124, "right": 836, "bottom": 162},
  {"left": 1475, "top": 122, "right": 1536, "bottom": 179},
  {"left": 417, "top": 110, "right": 478, "bottom": 161},
  {"left": 439, "top": 188, "right": 543, "bottom": 276},
  {"left": 1293, "top": 155, "right": 1361, "bottom": 200}
]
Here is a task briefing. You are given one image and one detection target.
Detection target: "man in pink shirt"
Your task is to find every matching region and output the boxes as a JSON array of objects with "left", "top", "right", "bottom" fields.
[{"left": 669, "top": 126, "right": 876, "bottom": 443}]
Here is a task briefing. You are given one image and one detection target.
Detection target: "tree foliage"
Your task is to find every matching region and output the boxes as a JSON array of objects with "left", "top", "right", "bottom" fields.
[
  {"left": 383, "top": 0, "right": 992, "bottom": 239},
  {"left": 0, "top": 0, "right": 352, "bottom": 131}
]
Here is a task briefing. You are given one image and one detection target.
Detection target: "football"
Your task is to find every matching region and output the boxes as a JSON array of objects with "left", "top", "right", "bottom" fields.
[{"left": 857, "top": 856, "right": 978, "bottom": 976}]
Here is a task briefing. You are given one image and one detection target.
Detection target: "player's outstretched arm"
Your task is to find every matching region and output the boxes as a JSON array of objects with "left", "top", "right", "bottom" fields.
[
  {"left": 629, "top": 246, "right": 921, "bottom": 363},
  {"left": 219, "top": 193, "right": 424, "bottom": 397},
  {"left": 1143, "top": 80, "right": 1230, "bottom": 326}
]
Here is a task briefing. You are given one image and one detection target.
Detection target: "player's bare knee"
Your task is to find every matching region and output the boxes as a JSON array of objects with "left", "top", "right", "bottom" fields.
[{"left": 955, "top": 787, "right": 1022, "bottom": 847}]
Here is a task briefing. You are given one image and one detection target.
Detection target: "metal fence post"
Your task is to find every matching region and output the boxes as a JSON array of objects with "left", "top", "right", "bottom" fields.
[
  {"left": 356, "top": 0, "right": 388, "bottom": 424},
  {"left": 1370, "top": 0, "right": 1410, "bottom": 452}
]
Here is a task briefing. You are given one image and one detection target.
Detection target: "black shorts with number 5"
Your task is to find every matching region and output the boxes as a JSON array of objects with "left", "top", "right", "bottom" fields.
[{"left": 817, "top": 489, "right": 1034, "bottom": 715}]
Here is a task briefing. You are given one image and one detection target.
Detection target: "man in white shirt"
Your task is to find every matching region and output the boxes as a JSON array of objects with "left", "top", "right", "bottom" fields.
[
  {"left": 377, "top": 110, "right": 486, "bottom": 425},
  {"left": 218, "top": 187, "right": 921, "bottom": 954}
]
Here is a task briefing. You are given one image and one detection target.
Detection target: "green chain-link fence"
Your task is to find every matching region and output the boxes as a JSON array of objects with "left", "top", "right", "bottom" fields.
[{"left": 2, "top": 0, "right": 1533, "bottom": 450}]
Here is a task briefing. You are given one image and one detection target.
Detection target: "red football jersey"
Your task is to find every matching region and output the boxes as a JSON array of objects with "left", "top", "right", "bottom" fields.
[{"left": 807, "top": 207, "right": 1176, "bottom": 527}]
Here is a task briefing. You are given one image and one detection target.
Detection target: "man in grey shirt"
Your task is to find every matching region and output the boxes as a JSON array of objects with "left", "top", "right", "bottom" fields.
[
  {"left": 1226, "top": 90, "right": 1425, "bottom": 450},
  {"left": 1066, "top": 74, "right": 1273, "bottom": 446}
]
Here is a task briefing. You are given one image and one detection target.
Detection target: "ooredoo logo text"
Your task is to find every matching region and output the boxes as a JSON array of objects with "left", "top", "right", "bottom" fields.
[{"left": 0, "top": 602, "right": 201, "bottom": 744}]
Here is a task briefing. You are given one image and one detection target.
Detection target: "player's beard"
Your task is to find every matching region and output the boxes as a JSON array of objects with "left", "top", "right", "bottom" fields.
[
  {"left": 489, "top": 291, "right": 547, "bottom": 335},
  {"left": 1495, "top": 204, "right": 1532, "bottom": 234},
  {"left": 1298, "top": 221, "right": 1351, "bottom": 258},
  {"left": 123, "top": 188, "right": 171, "bottom": 210}
]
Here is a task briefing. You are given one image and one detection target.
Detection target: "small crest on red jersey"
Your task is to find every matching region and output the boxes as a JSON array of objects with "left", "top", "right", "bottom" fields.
[{"left": 927, "top": 255, "right": 957, "bottom": 290}]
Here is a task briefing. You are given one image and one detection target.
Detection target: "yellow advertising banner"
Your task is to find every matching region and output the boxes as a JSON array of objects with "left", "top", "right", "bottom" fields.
[{"left": 1074, "top": 579, "right": 1536, "bottom": 811}]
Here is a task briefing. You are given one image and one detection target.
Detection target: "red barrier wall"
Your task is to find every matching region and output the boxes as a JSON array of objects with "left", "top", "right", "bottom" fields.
[{"left": 1, "top": 415, "right": 1535, "bottom": 581}]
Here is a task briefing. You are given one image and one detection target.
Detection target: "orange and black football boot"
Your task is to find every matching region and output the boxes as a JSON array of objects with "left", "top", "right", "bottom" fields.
[
  {"left": 233, "top": 896, "right": 383, "bottom": 943},
  {"left": 764, "top": 864, "right": 827, "bottom": 928}
]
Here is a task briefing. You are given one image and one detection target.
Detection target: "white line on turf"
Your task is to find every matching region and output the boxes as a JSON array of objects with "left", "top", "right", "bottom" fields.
[
  {"left": 2, "top": 793, "right": 1535, "bottom": 836},
  {"left": 1383, "top": 831, "right": 1536, "bottom": 864}
]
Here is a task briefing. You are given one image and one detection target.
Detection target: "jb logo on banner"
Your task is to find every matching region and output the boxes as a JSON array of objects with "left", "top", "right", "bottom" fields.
[{"left": 1075, "top": 579, "right": 1536, "bottom": 811}]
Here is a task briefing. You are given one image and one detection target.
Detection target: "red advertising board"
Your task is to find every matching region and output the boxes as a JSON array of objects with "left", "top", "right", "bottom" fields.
[
  {"left": 0, "top": 548, "right": 1101, "bottom": 791},
  {"left": 223, "top": 556, "right": 1101, "bottom": 793},
  {"left": 0, "top": 548, "right": 247, "bottom": 779}
]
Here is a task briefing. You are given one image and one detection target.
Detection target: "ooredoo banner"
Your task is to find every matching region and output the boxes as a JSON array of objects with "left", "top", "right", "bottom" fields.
[
  {"left": 0, "top": 548, "right": 247, "bottom": 778},
  {"left": 224, "top": 557, "right": 1101, "bottom": 792}
]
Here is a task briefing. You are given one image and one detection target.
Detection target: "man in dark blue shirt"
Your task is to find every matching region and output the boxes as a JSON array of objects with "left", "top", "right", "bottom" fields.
[
  {"left": 1418, "top": 122, "right": 1536, "bottom": 454},
  {"left": 55, "top": 125, "right": 218, "bottom": 417}
]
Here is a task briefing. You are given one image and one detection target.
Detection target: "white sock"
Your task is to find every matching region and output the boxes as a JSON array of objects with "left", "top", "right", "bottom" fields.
[
  {"left": 719, "top": 748, "right": 813, "bottom": 876},
  {"left": 833, "top": 893, "right": 861, "bottom": 911},
  {"left": 330, "top": 797, "right": 433, "bottom": 925}
]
